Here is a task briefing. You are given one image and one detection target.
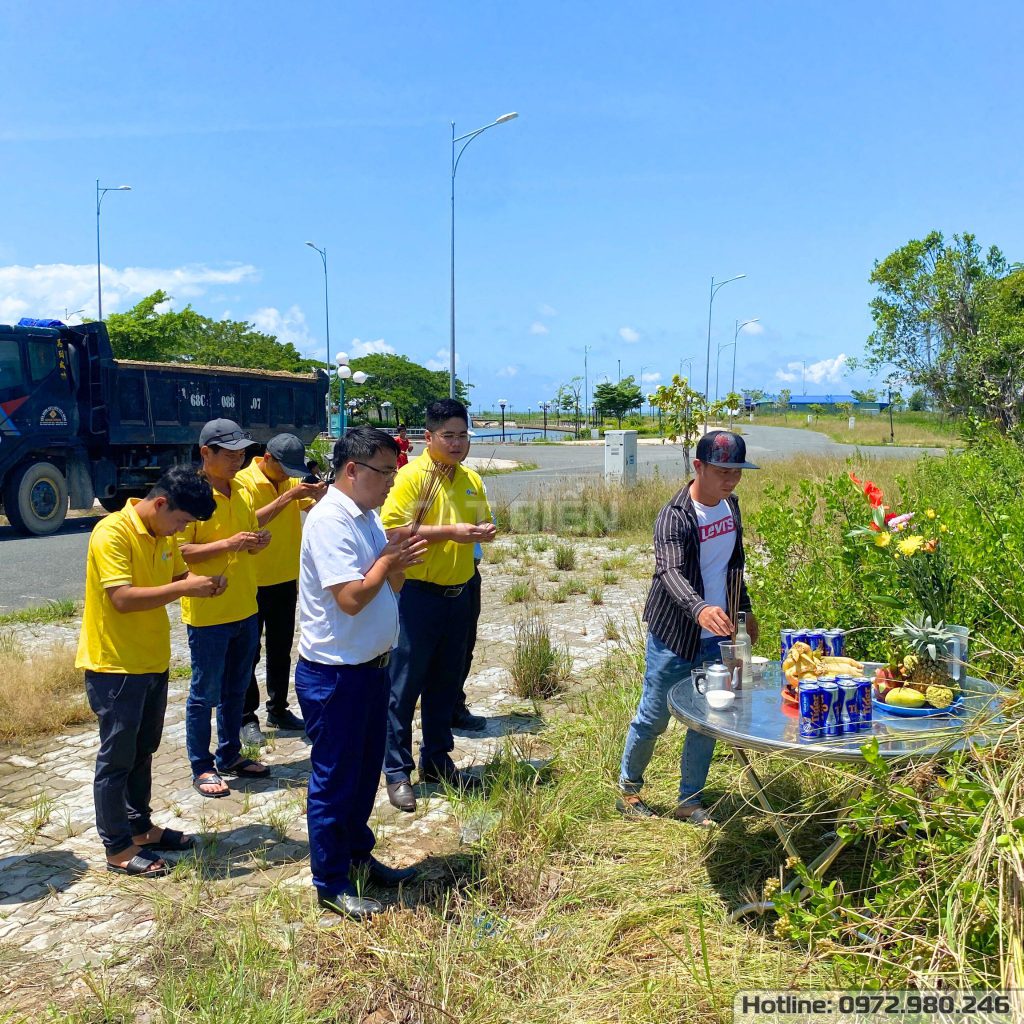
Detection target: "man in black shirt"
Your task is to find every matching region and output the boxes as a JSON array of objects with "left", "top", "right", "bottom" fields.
[{"left": 617, "top": 430, "right": 759, "bottom": 823}]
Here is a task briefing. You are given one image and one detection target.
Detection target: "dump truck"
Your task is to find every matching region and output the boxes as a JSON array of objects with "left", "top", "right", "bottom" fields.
[{"left": 0, "top": 319, "right": 328, "bottom": 535}]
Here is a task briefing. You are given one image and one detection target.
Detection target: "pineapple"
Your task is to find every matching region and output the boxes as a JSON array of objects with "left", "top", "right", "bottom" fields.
[{"left": 891, "top": 615, "right": 956, "bottom": 692}]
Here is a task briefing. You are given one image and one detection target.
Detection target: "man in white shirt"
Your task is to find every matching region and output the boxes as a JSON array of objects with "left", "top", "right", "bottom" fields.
[{"left": 295, "top": 427, "right": 427, "bottom": 920}]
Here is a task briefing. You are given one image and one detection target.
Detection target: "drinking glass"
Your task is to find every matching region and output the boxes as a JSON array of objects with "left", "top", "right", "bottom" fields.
[
  {"left": 945, "top": 625, "right": 970, "bottom": 682},
  {"left": 718, "top": 641, "right": 744, "bottom": 691}
]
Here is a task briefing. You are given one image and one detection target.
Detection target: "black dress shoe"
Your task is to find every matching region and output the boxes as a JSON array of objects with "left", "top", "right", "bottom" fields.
[
  {"left": 386, "top": 781, "right": 416, "bottom": 813},
  {"left": 451, "top": 705, "right": 487, "bottom": 731},
  {"left": 420, "top": 767, "right": 483, "bottom": 793},
  {"left": 267, "top": 709, "right": 305, "bottom": 732},
  {"left": 354, "top": 856, "right": 418, "bottom": 887},
  {"left": 317, "top": 889, "right": 382, "bottom": 920}
]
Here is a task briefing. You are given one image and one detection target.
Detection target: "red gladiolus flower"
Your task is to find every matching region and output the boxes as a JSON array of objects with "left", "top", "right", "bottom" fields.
[{"left": 849, "top": 471, "right": 885, "bottom": 509}]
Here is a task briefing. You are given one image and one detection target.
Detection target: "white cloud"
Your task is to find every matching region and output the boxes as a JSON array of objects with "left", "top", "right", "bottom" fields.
[
  {"left": 539, "top": 303, "right": 558, "bottom": 317},
  {"left": 529, "top": 321, "right": 549, "bottom": 335},
  {"left": 0, "top": 261, "right": 259, "bottom": 324},
  {"left": 640, "top": 371, "right": 662, "bottom": 384},
  {"left": 740, "top": 321, "right": 765, "bottom": 335},
  {"left": 250, "top": 305, "right": 317, "bottom": 355},
  {"left": 775, "top": 353, "right": 848, "bottom": 386},
  {"left": 350, "top": 337, "right": 396, "bottom": 357},
  {"left": 497, "top": 365, "right": 519, "bottom": 377},
  {"left": 426, "top": 347, "right": 458, "bottom": 372},
  {"left": 619, "top": 326, "right": 640, "bottom": 344}
]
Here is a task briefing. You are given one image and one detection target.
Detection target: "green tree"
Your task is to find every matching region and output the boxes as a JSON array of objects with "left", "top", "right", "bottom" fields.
[
  {"left": 104, "top": 291, "right": 317, "bottom": 371},
  {"left": 593, "top": 376, "right": 643, "bottom": 427},
  {"left": 851, "top": 388, "right": 879, "bottom": 403},
  {"left": 777, "top": 388, "right": 791, "bottom": 418},
  {"left": 345, "top": 354, "right": 467, "bottom": 426},
  {"left": 649, "top": 375, "right": 706, "bottom": 473},
  {"left": 862, "top": 231, "right": 1024, "bottom": 430}
]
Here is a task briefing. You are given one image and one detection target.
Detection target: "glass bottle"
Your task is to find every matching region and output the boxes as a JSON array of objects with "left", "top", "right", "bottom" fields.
[{"left": 734, "top": 612, "right": 752, "bottom": 689}]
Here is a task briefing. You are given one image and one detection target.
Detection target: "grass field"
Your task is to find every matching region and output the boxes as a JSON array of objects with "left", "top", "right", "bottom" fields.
[{"left": 734, "top": 410, "right": 960, "bottom": 448}]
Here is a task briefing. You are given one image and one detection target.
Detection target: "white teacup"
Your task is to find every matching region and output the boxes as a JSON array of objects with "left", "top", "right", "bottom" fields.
[{"left": 705, "top": 689, "right": 736, "bottom": 710}]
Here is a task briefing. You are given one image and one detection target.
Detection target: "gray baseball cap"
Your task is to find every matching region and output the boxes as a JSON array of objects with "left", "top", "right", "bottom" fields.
[
  {"left": 265, "top": 433, "right": 309, "bottom": 479},
  {"left": 198, "top": 418, "right": 257, "bottom": 450}
]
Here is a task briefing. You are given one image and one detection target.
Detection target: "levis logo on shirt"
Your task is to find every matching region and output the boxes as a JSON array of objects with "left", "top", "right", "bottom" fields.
[{"left": 699, "top": 516, "right": 735, "bottom": 543}]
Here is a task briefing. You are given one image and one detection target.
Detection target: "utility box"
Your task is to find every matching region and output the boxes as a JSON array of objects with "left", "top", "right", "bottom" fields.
[{"left": 604, "top": 429, "right": 638, "bottom": 484}]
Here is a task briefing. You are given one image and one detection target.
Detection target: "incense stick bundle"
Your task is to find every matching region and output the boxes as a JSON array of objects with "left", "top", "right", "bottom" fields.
[
  {"left": 410, "top": 458, "right": 455, "bottom": 533},
  {"left": 727, "top": 568, "right": 742, "bottom": 641}
]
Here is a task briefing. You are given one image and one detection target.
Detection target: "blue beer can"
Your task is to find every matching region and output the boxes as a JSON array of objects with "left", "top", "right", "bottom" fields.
[
  {"left": 807, "top": 629, "right": 826, "bottom": 656},
  {"left": 792, "top": 629, "right": 810, "bottom": 650},
  {"left": 852, "top": 676, "right": 873, "bottom": 731},
  {"left": 798, "top": 680, "right": 825, "bottom": 740},
  {"left": 824, "top": 629, "right": 846, "bottom": 658},
  {"left": 780, "top": 629, "right": 796, "bottom": 660},
  {"left": 837, "top": 678, "right": 860, "bottom": 731},
  {"left": 819, "top": 681, "right": 842, "bottom": 736}
]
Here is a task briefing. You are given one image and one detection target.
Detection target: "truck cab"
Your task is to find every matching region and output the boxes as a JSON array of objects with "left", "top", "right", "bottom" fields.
[{"left": 0, "top": 323, "right": 80, "bottom": 534}]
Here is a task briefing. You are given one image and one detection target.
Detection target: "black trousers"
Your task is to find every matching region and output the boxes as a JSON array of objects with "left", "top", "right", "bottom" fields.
[
  {"left": 84, "top": 669, "right": 168, "bottom": 855},
  {"left": 244, "top": 579, "right": 298, "bottom": 724},
  {"left": 454, "top": 567, "right": 482, "bottom": 710}
]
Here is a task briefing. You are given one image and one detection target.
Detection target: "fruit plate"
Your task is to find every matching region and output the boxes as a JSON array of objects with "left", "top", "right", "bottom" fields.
[{"left": 875, "top": 694, "right": 964, "bottom": 718}]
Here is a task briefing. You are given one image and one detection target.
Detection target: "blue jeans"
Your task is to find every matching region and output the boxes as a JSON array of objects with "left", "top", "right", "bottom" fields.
[
  {"left": 185, "top": 615, "right": 259, "bottom": 778},
  {"left": 294, "top": 656, "right": 390, "bottom": 896},
  {"left": 619, "top": 631, "right": 724, "bottom": 806}
]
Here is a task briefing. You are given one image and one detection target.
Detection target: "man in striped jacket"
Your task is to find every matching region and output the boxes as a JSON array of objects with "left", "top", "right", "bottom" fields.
[{"left": 617, "top": 430, "right": 760, "bottom": 824}]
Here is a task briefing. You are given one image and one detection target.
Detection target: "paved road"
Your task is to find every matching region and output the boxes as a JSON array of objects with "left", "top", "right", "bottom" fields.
[{"left": 0, "top": 425, "right": 946, "bottom": 613}]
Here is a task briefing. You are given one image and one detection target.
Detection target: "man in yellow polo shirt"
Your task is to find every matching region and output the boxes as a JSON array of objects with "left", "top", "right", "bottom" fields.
[
  {"left": 236, "top": 433, "right": 326, "bottom": 744},
  {"left": 380, "top": 398, "right": 494, "bottom": 812},
  {"left": 177, "top": 418, "right": 272, "bottom": 798},
  {"left": 77, "top": 465, "right": 221, "bottom": 877}
]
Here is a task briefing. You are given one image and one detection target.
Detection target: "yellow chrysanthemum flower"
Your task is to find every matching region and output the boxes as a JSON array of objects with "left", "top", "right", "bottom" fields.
[
  {"left": 873, "top": 531, "right": 891, "bottom": 548},
  {"left": 940, "top": 524, "right": 948, "bottom": 533},
  {"left": 897, "top": 535, "right": 925, "bottom": 556},
  {"left": 926, "top": 509, "right": 937, "bottom": 519}
]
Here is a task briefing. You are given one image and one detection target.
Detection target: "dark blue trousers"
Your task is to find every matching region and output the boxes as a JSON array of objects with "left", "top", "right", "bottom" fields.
[
  {"left": 384, "top": 581, "right": 472, "bottom": 784},
  {"left": 294, "top": 656, "right": 389, "bottom": 896}
]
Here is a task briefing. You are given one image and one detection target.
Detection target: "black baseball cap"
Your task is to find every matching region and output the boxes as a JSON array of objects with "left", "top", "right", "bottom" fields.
[
  {"left": 198, "top": 418, "right": 257, "bottom": 450},
  {"left": 695, "top": 430, "right": 759, "bottom": 469},
  {"left": 264, "top": 433, "right": 309, "bottom": 479}
]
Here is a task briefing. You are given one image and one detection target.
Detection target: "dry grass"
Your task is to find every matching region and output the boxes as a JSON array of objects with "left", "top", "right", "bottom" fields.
[
  {"left": 748, "top": 411, "right": 959, "bottom": 448},
  {"left": 0, "top": 634, "right": 90, "bottom": 742}
]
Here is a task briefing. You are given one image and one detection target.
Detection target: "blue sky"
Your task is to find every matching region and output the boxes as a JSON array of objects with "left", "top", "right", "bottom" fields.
[{"left": 2, "top": 1, "right": 1022, "bottom": 411}]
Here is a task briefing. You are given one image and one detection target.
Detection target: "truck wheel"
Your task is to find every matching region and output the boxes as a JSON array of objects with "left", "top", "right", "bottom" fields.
[{"left": 3, "top": 461, "right": 69, "bottom": 536}]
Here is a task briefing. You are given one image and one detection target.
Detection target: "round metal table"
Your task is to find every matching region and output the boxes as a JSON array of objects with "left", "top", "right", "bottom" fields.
[{"left": 667, "top": 663, "right": 1010, "bottom": 923}]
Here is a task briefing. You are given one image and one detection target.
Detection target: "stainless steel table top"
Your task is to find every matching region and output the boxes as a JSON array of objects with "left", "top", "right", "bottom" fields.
[{"left": 667, "top": 663, "right": 1010, "bottom": 763}]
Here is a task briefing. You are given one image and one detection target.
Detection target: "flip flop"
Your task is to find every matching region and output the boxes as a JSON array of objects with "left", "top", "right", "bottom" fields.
[
  {"left": 193, "top": 772, "right": 230, "bottom": 798},
  {"left": 670, "top": 803, "right": 716, "bottom": 827},
  {"left": 221, "top": 757, "right": 271, "bottom": 779},
  {"left": 138, "top": 828, "right": 196, "bottom": 852},
  {"left": 107, "top": 849, "right": 169, "bottom": 877}
]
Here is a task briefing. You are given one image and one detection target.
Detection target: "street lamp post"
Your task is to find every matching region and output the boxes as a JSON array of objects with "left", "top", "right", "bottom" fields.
[
  {"left": 95, "top": 180, "right": 132, "bottom": 321},
  {"left": 498, "top": 398, "right": 507, "bottom": 443},
  {"left": 730, "top": 318, "right": 760, "bottom": 425},
  {"left": 449, "top": 111, "right": 519, "bottom": 399},
  {"left": 306, "top": 241, "right": 332, "bottom": 433},
  {"left": 584, "top": 344, "right": 591, "bottom": 426},
  {"left": 381, "top": 400, "right": 393, "bottom": 427},
  {"left": 335, "top": 352, "right": 368, "bottom": 436},
  {"left": 703, "top": 274, "right": 746, "bottom": 417},
  {"left": 540, "top": 401, "right": 550, "bottom": 440}
]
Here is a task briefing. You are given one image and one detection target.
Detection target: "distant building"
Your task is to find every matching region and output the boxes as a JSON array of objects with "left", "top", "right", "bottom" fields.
[{"left": 746, "top": 393, "right": 891, "bottom": 413}]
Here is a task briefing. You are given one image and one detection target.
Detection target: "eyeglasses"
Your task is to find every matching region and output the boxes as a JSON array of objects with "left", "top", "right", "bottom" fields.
[
  {"left": 435, "top": 432, "right": 470, "bottom": 442},
  {"left": 354, "top": 461, "right": 398, "bottom": 480}
]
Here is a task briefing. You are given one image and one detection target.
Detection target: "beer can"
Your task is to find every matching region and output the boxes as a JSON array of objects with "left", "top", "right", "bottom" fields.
[
  {"left": 780, "top": 629, "right": 796, "bottom": 660},
  {"left": 824, "top": 629, "right": 846, "bottom": 658},
  {"left": 819, "top": 681, "right": 842, "bottom": 736},
  {"left": 807, "top": 629, "right": 826, "bottom": 656},
  {"left": 852, "top": 676, "right": 873, "bottom": 731},
  {"left": 837, "top": 678, "right": 860, "bottom": 731},
  {"left": 791, "top": 629, "right": 810, "bottom": 650},
  {"left": 798, "top": 680, "right": 825, "bottom": 740}
]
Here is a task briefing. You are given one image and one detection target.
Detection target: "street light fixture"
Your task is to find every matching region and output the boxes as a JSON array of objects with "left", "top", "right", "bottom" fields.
[
  {"left": 95, "top": 180, "right": 132, "bottom": 321},
  {"left": 703, "top": 274, "right": 745, "bottom": 417},
  {"left": 335, "top": 352, "right": 369, "bottom": 436},
  {"left": 449, "top": 111, "right": 519, "bottom": 399},
  {"left": 539, "top": 400, "right": 550, "bottom": 440},
  {"left": 498, "top": 398, "right": 507, "bottom": 443},
  {"left": 306, "top": 241, "right": 332, "bottom": 433},
  {"left": 381, "top": 400, "right": 393, "bottom": 428}
]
